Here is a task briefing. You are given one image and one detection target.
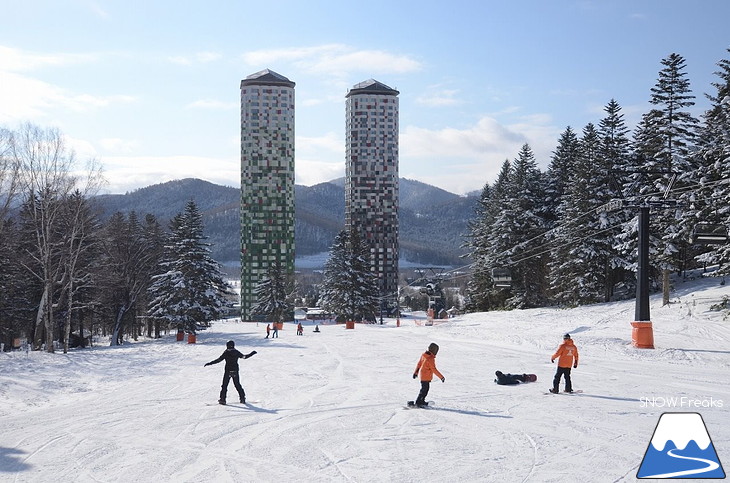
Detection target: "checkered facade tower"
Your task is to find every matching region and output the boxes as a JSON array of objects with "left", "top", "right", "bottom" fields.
[
  {"left": 240, "top": 69, "right": 295, "bottom": 320},
  {"left": 345, "top": 79, "right": 400, "bottom": 305}
]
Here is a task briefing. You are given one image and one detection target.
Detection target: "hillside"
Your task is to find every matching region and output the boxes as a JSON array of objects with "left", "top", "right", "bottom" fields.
[
  {"left": 2, "top": 273, "right": 728, "bottom": 481},
  {"left": 93, "top": 178, "right": 478, "bottom": 266}
]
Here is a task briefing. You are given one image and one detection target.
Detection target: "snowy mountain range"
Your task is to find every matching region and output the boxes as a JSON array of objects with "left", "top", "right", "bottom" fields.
[{"left": 94, "top": 178, "right": 479, "bottom": 267}]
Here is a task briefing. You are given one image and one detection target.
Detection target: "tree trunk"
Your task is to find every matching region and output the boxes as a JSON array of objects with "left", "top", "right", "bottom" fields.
[
  {"left": 63, "top": 286, "right": 73, "bottom": 354},
  {"left": 33, "top": 286, "right": 48, "bottom": 350},
  {"left": 662, "top": 268, "right": 671, "bottom": 306},
  {"left": 45, "top": 288, "right": 55, "bottom": 353},
  {"left": 111, "top": 304, "right": 128, "bottom": 346}
]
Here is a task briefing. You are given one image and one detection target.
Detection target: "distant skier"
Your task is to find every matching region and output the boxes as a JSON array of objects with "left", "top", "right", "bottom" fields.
[
  {"left": 271, "top": 323, "right": 279, "bottom": 338},
  {"left": 494, "top": 371, "right": 532, "bottom": 385},
  {"left": 297, "top": 322, "right": 303, "bottom": 336},
  {"left": 204, "top": 340, "right": 256, "bottom": 405},
  {"left": 265, "top": 324, "right": 271, "bottom": 338},
  {"left": 550, "top": 333, "right": 579, "bottom": 393},
  {"left": 411, "top": 342, "right": 445, "bottom": 407}
]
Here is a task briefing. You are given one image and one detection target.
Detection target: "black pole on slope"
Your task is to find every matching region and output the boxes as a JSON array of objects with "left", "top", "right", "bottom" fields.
[
  {"left": 631, "top": 204, "right": 654, "bottom": 349},
  {"left": 635, "top": 205, "right": 651, "bottom": 322}
]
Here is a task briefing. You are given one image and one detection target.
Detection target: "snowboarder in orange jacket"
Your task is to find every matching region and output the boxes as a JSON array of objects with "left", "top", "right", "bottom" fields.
[
  {"left": 412, "top": 342, "right": 445, "bottom": 407},
  {"left": 550, "top": 333, "right": 579, "bottom": 393}
]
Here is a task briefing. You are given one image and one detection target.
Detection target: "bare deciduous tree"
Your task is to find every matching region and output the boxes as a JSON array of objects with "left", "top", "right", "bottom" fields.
[
  {"left": 0, "top": 127, "right": 20, "bottom": 236},
  {"left": 12, "top": 122, "right": 104, "bottom": 352}
]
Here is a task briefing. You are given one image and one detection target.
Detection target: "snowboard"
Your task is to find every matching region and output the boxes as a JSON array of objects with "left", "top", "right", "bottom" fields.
[
  {"left": 545, "top": 389, "right": 583, "bottom": 395},
  {"left": 406, "top": 400, "right": 433, "bottom": 408},
  {"left": 207, "top": 400, "right": 259, "bottom": 406}
]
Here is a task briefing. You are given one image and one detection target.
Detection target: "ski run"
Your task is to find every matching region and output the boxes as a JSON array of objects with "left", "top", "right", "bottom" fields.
[{"left": 1, "top": 275, "right": 729, "bottom": 482}]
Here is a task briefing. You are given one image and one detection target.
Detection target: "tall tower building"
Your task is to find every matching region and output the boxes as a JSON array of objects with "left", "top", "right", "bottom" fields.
[
  {"left": 345, "top": 79, "right": 400, "bottom": 306},
  {"left": 240, "top": 69, "right": 295, "bottom": 320}
]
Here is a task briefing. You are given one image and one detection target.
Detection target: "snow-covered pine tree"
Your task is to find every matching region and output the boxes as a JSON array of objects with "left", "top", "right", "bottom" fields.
[
  {"left": 464, "top": 159, "right": 516, "bottom": 311},
  {"left": 633, "top": 53, "right": 700, "bottom": 304},
  {"left": 550, "top": 124, "right": 612, "bottom": 305},
  {"left": 497, "top": 144, "right": 548, "bottom": 309},
  {"left": 544, "top": 127, "right": 580, "bottom": 229},
  {"left": 464, "top": 183, "right": 494, "bottom": 312},
  {"left": 597, "top": 99, "right": 634, "bottom": 301},
  {"left": 694, "top": 48, "right": 730, "bottom": 275},
  {"left": 147, "top": 200, "right": 231, "bottom": 335},
  {"left": 140, "top": 214, "right": 165, "bottom": 338},
  {"left": 318, "top": 229, "right": 379, "bottom": 322},
  {"left": 251, "top": 261, "right": 293, "bottom": 324}
]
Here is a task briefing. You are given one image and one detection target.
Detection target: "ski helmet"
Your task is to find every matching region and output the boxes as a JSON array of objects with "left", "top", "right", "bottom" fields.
[
  {"left": 428, "top": 342, "right": 439, "bottom": 355},
  {"left": 226, "top": 340, "right": 235, "bottom": 349},
  {"left": 563, "top": 333, "right": 571, "bottom": 340}
]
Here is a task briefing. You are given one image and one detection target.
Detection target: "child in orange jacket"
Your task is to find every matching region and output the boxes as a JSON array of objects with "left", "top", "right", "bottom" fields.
[
  {"left": 550, "top": 333, "right": 579, "bottom": 393},
  {"left": 412, "top": 342, "right": 445, "bottom": 407}
]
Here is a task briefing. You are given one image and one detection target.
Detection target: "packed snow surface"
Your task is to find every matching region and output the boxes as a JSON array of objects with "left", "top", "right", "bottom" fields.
[{"left": 1, "top": 276, "right": 729, "bottom": 482}]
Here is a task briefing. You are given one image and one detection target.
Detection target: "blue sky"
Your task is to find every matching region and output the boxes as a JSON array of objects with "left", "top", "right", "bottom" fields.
[{"left": 2, "top": 0, "right": 729, "bottom": 195}]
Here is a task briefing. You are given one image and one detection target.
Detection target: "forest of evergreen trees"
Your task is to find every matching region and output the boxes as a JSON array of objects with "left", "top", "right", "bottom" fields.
[
  {"left": 0, "top": 125, "right": 231, "bottom": 353},
  {"left": 464, "top": 51, "right": 730, "bottom": 312}
]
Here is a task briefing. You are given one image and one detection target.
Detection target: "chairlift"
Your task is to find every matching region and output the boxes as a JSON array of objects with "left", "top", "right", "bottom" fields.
[
  {"left": 491, "top": 268, "right": 512, "bottom": 289},
  {"left": 692, "top": 223, "right": 729, "bottom": 245}
]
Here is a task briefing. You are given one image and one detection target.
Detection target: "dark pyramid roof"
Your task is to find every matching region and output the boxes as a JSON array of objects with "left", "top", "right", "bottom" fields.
[
  {"left": 346, "top": 79, "right": 399, "bottom": 97},
  {"left": 240, "top": 69, "right": 295, "bottom": 88}
]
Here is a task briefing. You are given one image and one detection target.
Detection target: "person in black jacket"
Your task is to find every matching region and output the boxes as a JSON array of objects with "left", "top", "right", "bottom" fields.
[
  {"left": 494, "top": 371, "right": 529, "bottom": 385},
  {"left": 204, "top": 340, "right": 256, "bottom": 405}
]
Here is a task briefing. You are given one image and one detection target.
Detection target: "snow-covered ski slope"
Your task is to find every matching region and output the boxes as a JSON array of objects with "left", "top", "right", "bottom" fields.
[{"left": 1, "top": 275, "right": 729, "bottom": 482}]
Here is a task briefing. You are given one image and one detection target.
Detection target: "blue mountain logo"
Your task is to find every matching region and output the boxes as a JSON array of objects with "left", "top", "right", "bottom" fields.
[{"left": 638, "top": 412, "right": 725, "bottom": 479}]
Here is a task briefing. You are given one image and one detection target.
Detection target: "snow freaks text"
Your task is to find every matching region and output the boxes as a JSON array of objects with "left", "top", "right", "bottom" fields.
[{"left": 640, "top": 396, "right": 724, "bottom": 408}]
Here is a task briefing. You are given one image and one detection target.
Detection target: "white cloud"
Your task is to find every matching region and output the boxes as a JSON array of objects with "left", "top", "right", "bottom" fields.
[
  {"left": 61, "top": 93, "right": 136, "bottom": 111},
  {"left": 399, "top": 114, "right": 560, "bottom": 194},
  {"left": 295, "top": 158, "right": 344, "bottom": 186},
  {"left": 297, "top": 132, "right": 343, "bottom": 155},
  {"left": 98, "top": 137, "right": 139, "bottom": 154},
  {"left": 87, "top": 1, "right": 110, "bottom": 19},
  {"left": 186, "top": 99, "right": 238, "bottom": 110},
  {"left": 101, "top": 155, "right": 239, "bottom": 194},
  {"left": 0, "top": 72, "right": 134, "bottom": 123},
  {"left": 416, "top": 87, "right": 462, "bottom": 107},
  {"left": 0, "top": 47, "right": 136, "bottom": 123},
  {"left": 168, "top": 51, "right": 222, "bottom": 66},
  {"left": 0, "top": 45, "right": 96, "bottom": 72},
  {"left": 242, "top": 44, "right": 422, "bottom": 78},
  {"left": 401, "top": 117, "right": 525, "bottom": 159},
  {"left": 293, "top": 132, "right": 344, "bottom": 186}
]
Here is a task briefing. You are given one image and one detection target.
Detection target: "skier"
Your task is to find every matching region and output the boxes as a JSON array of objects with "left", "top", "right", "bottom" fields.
[
  {"left": 411, "top": 342, "right": 445, "bottom": 407},
  {"left": 265, "top": 324, "right": 270, "bottom": 338},
  {"left": 494, "top": 371, "right": 529, "bottom": 385},
  {"left": 297, "top": 322, "right": 303, "bottom": 336},
  {"left": 550, "top": 333, "right": 579, "bottom": 393},
  {"left": 204, "top": 340, "right": 257, "bottom": 405},
  {"left": 271, "top": 323, "right": 279, "bottom": 338}
]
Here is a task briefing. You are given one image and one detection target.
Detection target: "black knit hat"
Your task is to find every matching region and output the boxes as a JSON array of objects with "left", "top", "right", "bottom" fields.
[
  {"left": 428, "top": 342, "right": 439, "bottom": 355},
  {"left": 563, "top": 333, "right": 571, "bottom": 339},
  {"left": 226, "top": 340, "right": 235, "bottom": 349}
]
